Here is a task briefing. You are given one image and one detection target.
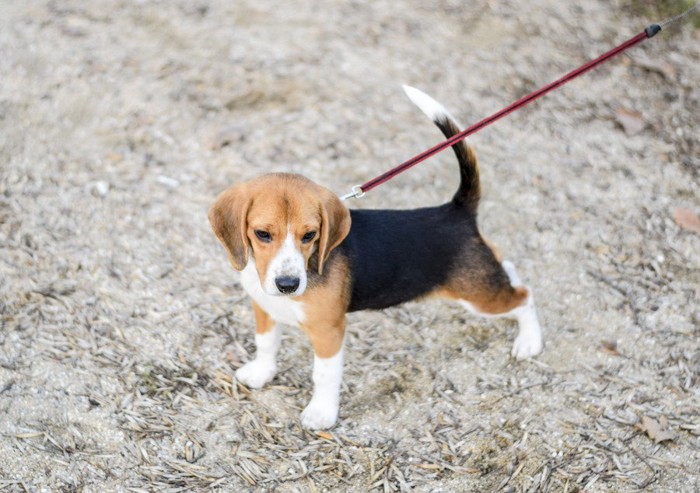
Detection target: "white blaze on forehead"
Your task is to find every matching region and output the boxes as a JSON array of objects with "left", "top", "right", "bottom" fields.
[{"left": 263, "top": 224, "right": 308, "bottom": 296}]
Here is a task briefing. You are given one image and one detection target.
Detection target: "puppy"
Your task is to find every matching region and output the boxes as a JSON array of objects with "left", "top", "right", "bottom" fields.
[{"left": 209, "top": 87, "right": 543, "bottom": 429}]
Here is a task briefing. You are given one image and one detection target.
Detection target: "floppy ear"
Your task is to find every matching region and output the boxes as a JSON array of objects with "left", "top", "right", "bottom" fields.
[
  {"left": 317, "top": 188, "right": 351, "bottom": 275},
  {"left": 208, "top": 184, "right": 251, "bottom": 271}
]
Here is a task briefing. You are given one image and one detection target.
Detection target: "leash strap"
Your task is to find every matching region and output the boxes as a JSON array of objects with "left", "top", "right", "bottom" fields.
[
  {"left": 348, "top": 27, "right": 656, "bottom": 199},
  {"left": 340, "top": 3, "right": 698, "bottom": 200}
]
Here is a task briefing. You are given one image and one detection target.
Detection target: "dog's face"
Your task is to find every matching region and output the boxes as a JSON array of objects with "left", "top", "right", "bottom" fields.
[{"left": 209, "top": 173, "right": 351, "bottom": 297}]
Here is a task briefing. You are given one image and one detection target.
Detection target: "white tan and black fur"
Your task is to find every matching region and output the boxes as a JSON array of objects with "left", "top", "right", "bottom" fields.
[{"left": 209, "top": 87, "right": 543, "bottom": 430}]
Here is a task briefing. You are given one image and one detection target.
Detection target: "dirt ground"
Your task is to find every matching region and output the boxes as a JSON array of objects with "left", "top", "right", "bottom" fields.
[{"left": 1, "top": 0, "right": 699, "bottom": 491}]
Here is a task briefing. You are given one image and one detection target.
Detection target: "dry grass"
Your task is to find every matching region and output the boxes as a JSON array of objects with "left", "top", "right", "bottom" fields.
[{"left": 1, "top": 0, "right": 699, "bottom": 491}]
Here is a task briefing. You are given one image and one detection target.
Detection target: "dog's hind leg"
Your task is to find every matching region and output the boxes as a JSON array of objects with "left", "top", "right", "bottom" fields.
[
  {"left": 500, "top": 261, "right": 543, "bottom": 359},
  {"left": 235, "top": 302, "right": 282, "bottom": 388},
  {"left": 444, "top": 259, "right": 543, "bottom": 359}
]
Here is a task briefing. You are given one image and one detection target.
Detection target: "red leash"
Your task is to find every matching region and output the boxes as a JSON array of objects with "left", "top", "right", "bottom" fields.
[{"left": 341, "top": 23, "right": 663, "bottom": 200}]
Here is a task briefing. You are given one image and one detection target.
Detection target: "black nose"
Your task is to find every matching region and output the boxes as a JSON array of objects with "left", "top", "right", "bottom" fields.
[{"left": 275, "top": 276, "right": 300, "bottom": 294}]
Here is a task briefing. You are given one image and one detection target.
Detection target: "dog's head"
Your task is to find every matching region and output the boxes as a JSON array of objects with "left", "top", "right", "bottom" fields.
[{"left": 209, "top": 173, "right": 351, "bottom": 297}]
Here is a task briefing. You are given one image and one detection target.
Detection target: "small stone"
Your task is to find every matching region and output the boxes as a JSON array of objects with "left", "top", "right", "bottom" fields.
[
  {"left": 87, "top": 181, "right": 109, "bottom": 197},
  {"left": 156, "top": 175, "right": 180, "bottom": 189}
]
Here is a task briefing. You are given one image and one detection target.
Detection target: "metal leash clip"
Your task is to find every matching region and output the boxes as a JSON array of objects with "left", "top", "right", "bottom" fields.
[{"left": 340, "top": 185, "right": 365, "bottom": 201}]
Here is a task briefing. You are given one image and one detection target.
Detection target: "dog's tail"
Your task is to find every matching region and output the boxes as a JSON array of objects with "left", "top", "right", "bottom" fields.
[{"left": 403, "top": 86, "right": 480, "bottom": 212}]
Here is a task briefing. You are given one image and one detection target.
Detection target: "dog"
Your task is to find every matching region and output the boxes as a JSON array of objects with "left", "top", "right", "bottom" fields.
[{"left": 209, "top": 86, "right": 543, "bottom": 429}]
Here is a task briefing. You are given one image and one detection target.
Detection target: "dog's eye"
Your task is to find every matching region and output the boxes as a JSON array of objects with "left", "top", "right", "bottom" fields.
[
  {"left": 254, "top": 230, "right": 272, "bottom": 242},
  {"left": 301, "top": 231, "right": 316, "bottom": 243}
]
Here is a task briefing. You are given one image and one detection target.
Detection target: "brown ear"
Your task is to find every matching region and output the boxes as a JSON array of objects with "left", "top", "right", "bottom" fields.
[
  {"left": 208, "top": 184, "right": 251, "bottom": 271},
  {"left": 317, "top": 188, "right": 351, "bottom": 275}
]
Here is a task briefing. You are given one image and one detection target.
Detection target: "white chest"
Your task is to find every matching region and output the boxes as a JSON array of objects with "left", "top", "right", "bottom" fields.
[{"left": 240, "top": 260, "right": 306, "bottom": 327}]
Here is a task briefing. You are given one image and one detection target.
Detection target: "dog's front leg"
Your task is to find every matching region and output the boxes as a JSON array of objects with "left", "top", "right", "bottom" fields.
[
  {"left": 235, "top": 302, "right": 282, "bottom": 389},
  {"left": 300, "top": 322, "right": 345, "bottom": 430}
]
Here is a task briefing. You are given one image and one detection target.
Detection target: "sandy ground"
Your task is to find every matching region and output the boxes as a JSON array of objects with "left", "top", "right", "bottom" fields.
[{"left": 1, "top": 0, "right": 699, "bottom": 491}]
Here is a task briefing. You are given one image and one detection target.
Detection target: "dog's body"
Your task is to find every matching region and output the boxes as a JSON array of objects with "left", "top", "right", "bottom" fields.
[{"left": 209, "top": 87, "right": 543, "bottom": 429}]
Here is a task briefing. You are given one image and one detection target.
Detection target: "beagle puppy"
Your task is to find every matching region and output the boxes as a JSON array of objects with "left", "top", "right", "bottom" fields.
[{"left": 209, "top": 87, "right": 543, "bottom": 430}]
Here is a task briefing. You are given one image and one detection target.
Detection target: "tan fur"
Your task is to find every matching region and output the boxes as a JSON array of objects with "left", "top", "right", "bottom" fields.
[
  {"left": 208, "top": 182, "right": 251, "bottom": 270},
  {"left": 437, "top": 285, "right": 528, "bottom": 314},
  {"left": 436, "top": 237, "right": 528, "bottom": 314},
  {"left": 297, "top": 256, "right": 351, "bottom": 358},
  {"left": 252, "top": 301, "right": 274, "bottom": 335},
  {"left": 317, "top": 188, "right": 351, "bottom": 275}
]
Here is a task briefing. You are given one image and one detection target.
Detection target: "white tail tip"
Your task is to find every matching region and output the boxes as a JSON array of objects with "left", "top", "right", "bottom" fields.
[{"left": 402, "top": 85, "right": 451, "bottom": 123}]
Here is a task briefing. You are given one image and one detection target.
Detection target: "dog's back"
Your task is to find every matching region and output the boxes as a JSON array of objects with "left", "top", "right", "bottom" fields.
[
  {"left": 340, "top": 205, "right": 472, "bottom": 311},
  {"left": 339, "top": 87, "right": 493, "bottom": 312}
]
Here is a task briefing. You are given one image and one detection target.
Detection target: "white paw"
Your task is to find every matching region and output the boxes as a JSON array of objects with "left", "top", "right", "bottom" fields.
[
  {"left": 235, "top": 359, "right": 277, "bottom": 389},
  {"left": 301, "top": 398, "right": 338, "bottom": 430},
  {"left": 511, "top": 331, "right": 543, "bottom": 359}
]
